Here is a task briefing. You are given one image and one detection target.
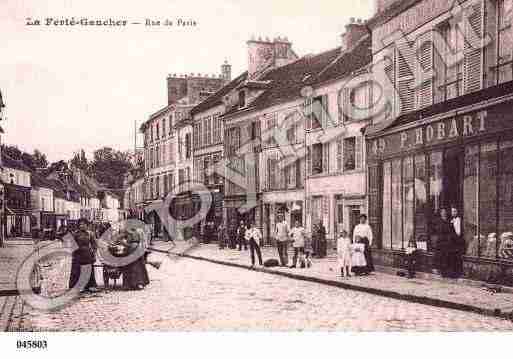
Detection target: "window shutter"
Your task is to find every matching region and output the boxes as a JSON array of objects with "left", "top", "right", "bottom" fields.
[
  {"left": 396, "top": 40, "right": 416, "bottom": 114},
  {"left": 463, "top": 0, "right": 484, "bottom": 94},
  {"left": 356, "top": 136, "right": 363, "bottom": 170},
  {"left": 416, "top": 30, "right": 434, "bottom": 108},
  {"left": 304, "top": 98, "right": 312, "bottom": 130},
  {"left": 337, "top": 89, "right": 343, "bottom": 123},
  {"left": 343, "top": 87, "right": 351, "bottom": 122},
  {"left": 290, "top": 161, "right": 296, "bottom": 189},
  {"left": 321, "top": 95, "right": 329, "bottom": 128},
  {"left": 323, "top": 142, "right": 330, "bottom": 174},
  {"left": 336, "top": 138, "right": 343, "bottom": 172}
]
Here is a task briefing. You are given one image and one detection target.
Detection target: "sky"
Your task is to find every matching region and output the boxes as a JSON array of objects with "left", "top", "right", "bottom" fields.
[{"left": 0, "top": 0, "right": 375, "bottom": 163}]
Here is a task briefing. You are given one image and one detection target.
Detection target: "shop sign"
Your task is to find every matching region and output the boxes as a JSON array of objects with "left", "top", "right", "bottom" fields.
[{"left": 367, "top": 106, "right": 513, "bottom": 159}]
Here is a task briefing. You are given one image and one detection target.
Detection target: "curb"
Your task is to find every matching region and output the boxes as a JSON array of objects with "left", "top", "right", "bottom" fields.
[{"left": 171, "top": 251, "right": 513, "bottom": 321}]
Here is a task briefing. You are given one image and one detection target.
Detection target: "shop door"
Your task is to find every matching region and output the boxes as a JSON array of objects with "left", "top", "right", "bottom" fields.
[
  {"left": 349, "top": 206, "right": 361, "bottom": 238},
  {"left": 443, "top": 147, "right": 463, "bottom": 211}
]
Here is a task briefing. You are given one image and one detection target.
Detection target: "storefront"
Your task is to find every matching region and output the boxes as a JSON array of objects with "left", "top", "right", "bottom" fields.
[
  {"left": 366, "top": 85, "right": 513, "bottom": 283},
  {"left": 262, "top": 196, "right": 304, "bottom": 246}
]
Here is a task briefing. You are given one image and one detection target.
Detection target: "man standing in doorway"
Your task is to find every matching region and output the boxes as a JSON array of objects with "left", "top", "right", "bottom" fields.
[
  {"left": 450, "top": 207, "right": 464, "bottom": 278},
  {"left": 275, "top": 214, "right": 290, "bottom": 267}
]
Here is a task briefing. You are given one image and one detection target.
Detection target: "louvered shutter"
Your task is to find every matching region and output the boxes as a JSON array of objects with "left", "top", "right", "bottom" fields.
[
  {"left": 336, "top": 138, "right": 343, "bottom": 172},
  {"left": 396, "top": 40, "right": 416, "bottom": 114},
  {"left": 304, "top": 98, "right": 312, "bottom": 130},
  {"left": 321, "top": 95, "right": 329, "bottom": 128},
  {"left": 463, "top": 0, "right": 484, "bottom": 94},
  {"left": 343, "top": 87, "right": 351, "bottom": 122},
  {"left": 382, "top": 48, "right": 396, "bottom": 118},
  {"left": 337, "top": 89, "right": 344, "bottom": 123},
  {"left": 323, "top": 142, "right": 330, "bottom": 174},
  {"left": 356, "top": 136, "right": 363, "bottom": 170},
  {"left": 416, "top": 30, "right": 434, "bottom": 108},
  {"left": 307, "top": 146, "right": 312, "bottom": 176}
]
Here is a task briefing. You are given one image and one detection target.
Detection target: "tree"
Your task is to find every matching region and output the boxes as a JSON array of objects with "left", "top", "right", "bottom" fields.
[
  {"left": 90, "top": 147, "right": 133, "bottom": 189},
  {"left": 70, "top": 149, "right": 89, "bottom": 173},
  {"left": 1, "top": 145, "right": 22, "bottom": 160},
  {"left": 32, "top": 149, "right": 48, "bottom": 169}
]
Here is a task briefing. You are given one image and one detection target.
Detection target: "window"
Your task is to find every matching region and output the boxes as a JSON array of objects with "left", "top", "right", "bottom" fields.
[
  {"left": 156, "top": 123, "right": 160, "bottom": 140},
  {"left": 193, "top": 123, "right": 199, "bottom": 148},
  {"left": 213, "top": 116, "right": 222, "bottom": 143},
  {"left": 311, "top": 143, "right": 323, "bottom": 175},
  {"left": 480, "top": 142, "right": 498, "bottom": 257},
  {"left": 403, "top": 156, "right": 414, "bottom": 247},
  {"left": 162, "top": 118, "right": 166, "bottom": 138},
  {"left": 464, "top": 146, "right": 479, "bottom": 256},
  {"left": 238, "top": 90, "right": 246, "bottom": 108},
  {"left": 185, "top": 133, "right": 192, "bottom": 159},
  {"left": 391, "top": 159, "right": 403, "bottom": 249},
  {"left": 383, "top": 161, "right": 392, "bottom": 249},
  {"left": 498, "top": 0, "right": 513, "bottom": 84},
  {"left": 178, "top": 135, "right": 183, "bottom": 161},
  {"left": 156, "top": 145, "right": 160, "bottom": 167},
  {"left": 203, "top": 118, "right": 209, "bottom": 146},
  {"left": 150, "top": 126, "right": 154, "bottom": 142},
  {"left": 213, "top": 155, "right": 221, "bottom": 184},
  {"left": 204, "top": 156, "right": 210, "bottom": 185},
  {"left": 415, "top": 155, "right": 429, "bottom": 249},
  {"left": 307, "top": 95, "right": 326, "bottom": 129},
  {"left": 268, "top": 156, "right": 278, "bottom": 189},
  {"left": 344, "top": 138, "right": 356, "bottom": 171},
  {"left": 169, "top": 115, "right": 173, "bottom": 136},
  {"left": 440, "top": 21, "right": 463, "bottom": 100}
]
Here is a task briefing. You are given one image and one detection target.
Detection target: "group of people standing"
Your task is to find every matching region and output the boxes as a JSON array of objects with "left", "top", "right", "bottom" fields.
[
  {"left": 68, "top": 218, "right": 153, "bottom": 294},
  {"left": 218, "top": 220, "right": 265, "bottom": 268},
  {"left": 432, "top": 207, "right": 465, "bottom": 279},
  {"left": 336, "top": 215, "right": 375, "bottom": 278}
]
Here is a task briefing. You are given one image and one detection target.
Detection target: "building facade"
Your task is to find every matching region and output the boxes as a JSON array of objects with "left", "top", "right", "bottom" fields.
[
  {"left": 365, "top": 0, "right": 513, "bottom": 282},
  {"left": 139, "top": 65, "right": 230, "bottom": 237}
]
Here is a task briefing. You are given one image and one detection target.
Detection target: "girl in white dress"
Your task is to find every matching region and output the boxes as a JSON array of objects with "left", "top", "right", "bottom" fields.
[
  {"left": 337, "top": 228, "right": 352, "bottom": 278},
  {"left": 351, "top": 236, "right": 367, "bottom": 275}
]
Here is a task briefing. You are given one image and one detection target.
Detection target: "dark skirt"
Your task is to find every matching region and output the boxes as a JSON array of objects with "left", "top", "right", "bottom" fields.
[
  {"left": 69, "top": 257, "right": 97, "bottom": 291},
  {"left": 122, "top": 257, "right": 150, "bottom": 290}
]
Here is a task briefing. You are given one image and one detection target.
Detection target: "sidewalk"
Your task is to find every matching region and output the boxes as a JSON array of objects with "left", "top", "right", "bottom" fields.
[
  {"left": 159, "top": 242, "right": 513, "bottom": 320},
  {"left": 0, "top": 240, "right": 38, "bottom": 293}
]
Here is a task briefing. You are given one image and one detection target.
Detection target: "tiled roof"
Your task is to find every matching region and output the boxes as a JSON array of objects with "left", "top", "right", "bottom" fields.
[
  {"left": 223, "top": 47, "right": 341, "bottom": 118},
  {"left": 1, "top": 153, "right": 32, "bottom": 172},
  {"left": 313, "top": 35, "right": 372, "bottom": 84},
  {"left": 191, "top": 71, "right": 248, "bottom": 116},
  {"left": 31, "top": 172, "right": 56, "bottom": 189},
  {"left": 223, "top": 37, "right": 372, "bottom": 118},
  {"left": 366, "top": 0, "right": 422, "bottom": 29}
]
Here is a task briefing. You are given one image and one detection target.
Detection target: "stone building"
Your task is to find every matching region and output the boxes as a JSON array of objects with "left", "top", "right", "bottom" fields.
[{"left": 365, "top": 0, "right": 513, "bottom": 282}]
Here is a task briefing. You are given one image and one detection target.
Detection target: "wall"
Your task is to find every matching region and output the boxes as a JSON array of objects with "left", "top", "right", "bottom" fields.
[{"left": 1, "top": 168, "right": 30, "bottom": 187}]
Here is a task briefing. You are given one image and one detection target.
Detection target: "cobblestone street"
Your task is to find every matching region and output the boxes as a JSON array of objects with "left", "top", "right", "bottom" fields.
[{"left": 17, "top": 249, "right": 513, "bottom": 331}]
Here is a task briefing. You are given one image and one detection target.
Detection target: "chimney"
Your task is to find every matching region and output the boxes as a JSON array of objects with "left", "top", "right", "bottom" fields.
[
  {"left": 247, "top": 35, "right": 297, "bottom": 77},
  {"left": 221, "top": 60, "right": 232, "bottom": 82},
  {"left": 341, "top": 18, "right": 369, "bottom": 52}
]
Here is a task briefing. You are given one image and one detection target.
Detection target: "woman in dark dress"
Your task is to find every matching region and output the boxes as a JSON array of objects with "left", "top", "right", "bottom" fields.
[
  {"left": 69, "top": 218, "right": 98, "bottom": 293},
  {"left": 434, "top": 208, "right": 456, "bottom": 278},
  {"left": 116, "top": 229, "right": 150, "bottom": 291}
]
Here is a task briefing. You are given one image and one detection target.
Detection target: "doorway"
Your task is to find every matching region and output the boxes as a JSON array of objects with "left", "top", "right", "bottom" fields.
[
  {"left": 443, "top": 147, "right": 463, "bottom": 211},
  {"left": 348, "top": 206, "right": 361, "bottom": 238}
]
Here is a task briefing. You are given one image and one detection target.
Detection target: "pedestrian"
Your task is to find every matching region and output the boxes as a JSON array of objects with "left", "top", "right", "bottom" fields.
[
  {"left": 317, "top": 221, "right": 327, "bottom": 258},
  {"left": 337, "top": 228, "right": 352, "bottom": 278},
  {"left": 218, "top": 223, "right": 228, "bottom": 249},
  {"left": 245, "top": 221, "right": 263, "bottom": 268},
  {"left": 228, "top": 220, "right": 238, "bottom": 249},
  {"left": 275, "top": 214, "right": 290, "bottom": 267},
  {"left": 405, "top": 238, "right": 418, "bottom": 279},
  {"left": 450, "top": 206, "right": 464, "bottom": 278},
  {"left": 237, "top": 220, "right": 248, "bottom": 251},
  {"left": 433, "top": 208, "right": 456, "bottom": 278},
  {"left": 289, "top": 221, "right": 306, "bottom": 269},
  {"left": 353, "top": 214, "right": 374, "bottom": 274},
  {"left": 351, "top": 236, "right": 367, "bottom": 275},
  {"left": 69, "top": 218, "right": 99, "bottom": 294}
]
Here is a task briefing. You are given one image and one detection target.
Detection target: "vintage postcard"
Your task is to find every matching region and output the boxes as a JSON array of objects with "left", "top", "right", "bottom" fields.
[{"left": 1, "top": 0, "right": 513, "bottom": 353}]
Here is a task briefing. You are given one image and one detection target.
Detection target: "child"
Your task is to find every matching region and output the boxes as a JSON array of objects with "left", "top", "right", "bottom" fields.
[
  {"left": 337, "top": 229, "right": 352, "bottom": 278},
  {"left": 351, "top": 236, "right": 367, "bottom": 275},
  {"left": 405, "top": 238, "right": 418, "bottom": 279}
]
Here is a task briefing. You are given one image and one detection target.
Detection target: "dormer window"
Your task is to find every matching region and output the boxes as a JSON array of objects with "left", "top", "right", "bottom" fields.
[{"left": 238, "top": 90, "right": 246, "bottom": 108}]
